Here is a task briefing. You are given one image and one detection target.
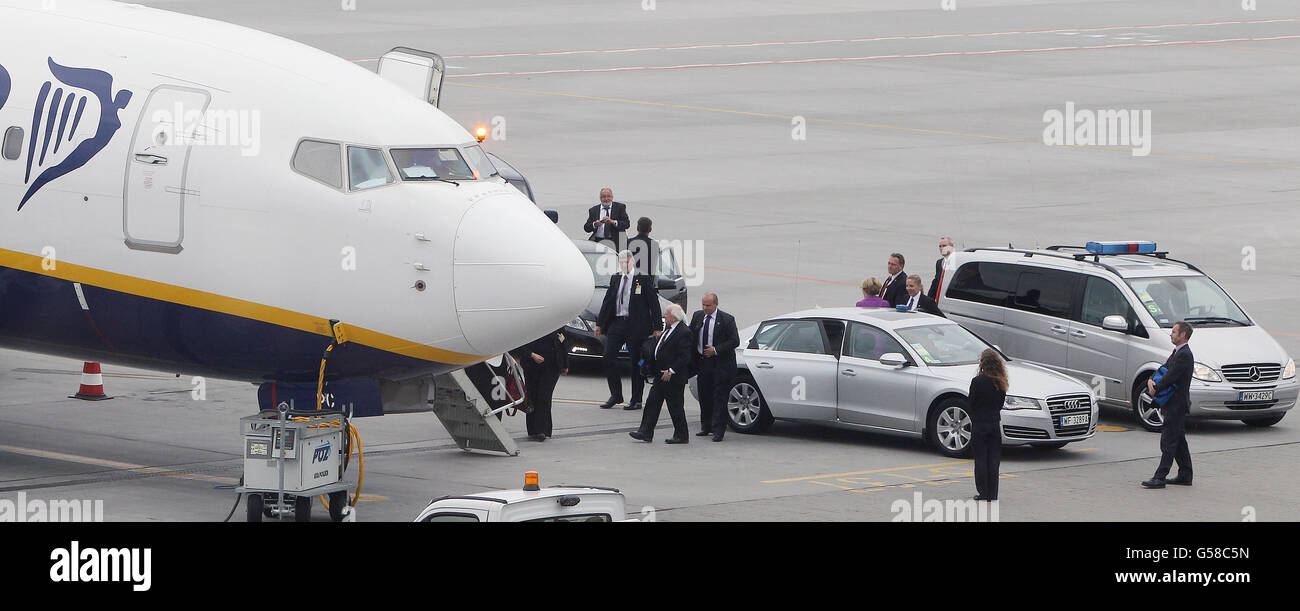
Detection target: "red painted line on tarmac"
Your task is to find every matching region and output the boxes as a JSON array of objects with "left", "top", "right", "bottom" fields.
[
  {"left": 703, "top": 265, "right": 858, "bottom": 286},
  {"left": 446, "top": 36, "right": 1300, "bottom": 78},
  {"left": 347, "top": 17, "right": 1300, "bottom": 64}
]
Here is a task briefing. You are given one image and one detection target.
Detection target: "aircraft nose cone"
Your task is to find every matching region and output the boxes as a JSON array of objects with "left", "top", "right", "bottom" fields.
[{"left": 453, "top": 192, "right": 591, "bottom": 355}]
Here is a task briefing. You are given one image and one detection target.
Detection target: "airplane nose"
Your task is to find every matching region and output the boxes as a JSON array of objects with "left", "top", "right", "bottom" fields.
[{"left": 453, "top": 192, "right": 591, "bottom": 355}]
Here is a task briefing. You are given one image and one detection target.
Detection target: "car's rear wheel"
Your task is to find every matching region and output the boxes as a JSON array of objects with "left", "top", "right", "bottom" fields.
[
  {"left": 1242, "top": 413, "right": 1285, "bottom": 427},
  {"left": 728, "top": 375, "right": 774, "bottom": 434},
  {"left": 1131, "top": 373, "right": 1164, "bottom": 432},
  {"left": 927, "top": 398, "right": 973, "bottom": 458}
]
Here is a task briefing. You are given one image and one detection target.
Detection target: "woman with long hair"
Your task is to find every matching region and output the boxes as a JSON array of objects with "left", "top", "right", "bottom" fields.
[{"left": 968, "top": 349, "right": 1008, "bottom": 501}]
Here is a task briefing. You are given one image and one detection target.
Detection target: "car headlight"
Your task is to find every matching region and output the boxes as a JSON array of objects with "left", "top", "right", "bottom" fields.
[
  {"left": 1285, "top": 358, "right": 1296, "bottom": 379},
  {"left": 1192, "top": 362, "right": 1222, "bottom": 382},
  {"left": 1002, "top": 395, "right": 1043, "bottom": 411},
  {"left": 565, "top": 317, "right": 590, "bottom": 332}
]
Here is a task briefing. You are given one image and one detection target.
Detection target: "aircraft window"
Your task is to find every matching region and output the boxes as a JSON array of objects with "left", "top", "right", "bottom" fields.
[
  {"left": 461, "top": 145, "right": 499, "bottom": 179},
  {"left": 2, "top": 127, "right": 23, "bottom": 160},
  {"left": 390, "top": 147, "right": 476, "bottom": 181},
  {"left": 347, "top": 146, "right": 395, "bottom": 191},
  {"left": 292, "top": 139, "right": 342, "bottom": 189}
]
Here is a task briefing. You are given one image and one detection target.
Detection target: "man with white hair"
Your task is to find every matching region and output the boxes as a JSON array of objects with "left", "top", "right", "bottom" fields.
[
  {"left": 929, "top": 236, "right": 955, "bottom": 299},
  {"left": 629, "top": 303, "right": 694, "bottom": 444}
]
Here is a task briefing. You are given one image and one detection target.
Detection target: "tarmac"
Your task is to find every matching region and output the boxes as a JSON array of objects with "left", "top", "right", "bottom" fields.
[{"left": 1, "top": 0, "right": 1297, "bottom": 521}]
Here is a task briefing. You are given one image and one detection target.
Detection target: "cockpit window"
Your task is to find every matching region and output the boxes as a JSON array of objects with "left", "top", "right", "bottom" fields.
[
  {"left": 461, "top": 145, "right": 499, "bottom": 180},
  {"left": 348, "top": 146, "right": 395, "bottom": 191},
  {"left": 292, "top": 139, "right": 343, "bottom": 189},
  {"left": 391, "top": 147, "right": 476, "bottom": 181}
]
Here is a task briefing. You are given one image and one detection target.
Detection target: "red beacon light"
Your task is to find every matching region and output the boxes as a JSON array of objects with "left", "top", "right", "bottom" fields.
[{"left": 1085, "top": 241, "right": 1156, "bottom": 255}]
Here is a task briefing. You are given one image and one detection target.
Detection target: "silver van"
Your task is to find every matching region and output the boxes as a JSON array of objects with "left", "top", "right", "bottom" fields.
[{"left": 939, "top": 242, "right": 1296, "bottom": 430}]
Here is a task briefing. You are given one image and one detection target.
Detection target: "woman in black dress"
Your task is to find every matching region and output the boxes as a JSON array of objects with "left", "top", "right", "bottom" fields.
[
  {"left": 968, "top": 349, "right": 1008, "bottom": 501},
  {"left": 511, "top": 329, "right": 569, "bottom": 441}
]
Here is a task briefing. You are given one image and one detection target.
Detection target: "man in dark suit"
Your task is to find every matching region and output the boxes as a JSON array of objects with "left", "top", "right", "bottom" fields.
[
  {"left": 583, "top": 188, "right": 631, "bottom": 250},
  {"left": 1142, "top": 321, "right": 1195, "bottom": 488},
  {"left": 596, "top": 251, "right": 663, "bottom": 410},
  {"left": 629, "top": 304, "right": 693, "bottom": 444},
  {"left": 903, "top": 275, "right": 945, "bottom": 317},
  {"left": 929, "top": 237, "right": 954, "bottom": 299},
  {"left": 880, "top": 253, "right": 908, "bottom": 307},
  {"left": 509, "top": 329, "right": 568, "bottom": 442},
  {"left": 626, "top": 216, "right": 660, "bottom": 278},
  {"left": 690, "top": 293, "right": 740, "bottom": 441}
]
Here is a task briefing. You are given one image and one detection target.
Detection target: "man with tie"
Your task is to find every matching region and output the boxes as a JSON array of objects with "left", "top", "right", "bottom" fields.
[
  {"left": 689, "top": 293, "right": 740, "bottom": 441},
  {"left": 1142, "top": 321, "right": 1195, "bottom": 489},
  {"left": 880, "top": 253, "right": 908, "bottom": 307},
  {"left": 595, "top": 251, "right": 663, "bottom": 410},
  {"left": 629, "top": 304, "right": 694, "bottom": 444},
  {"left": 583, "top": 188, "right": 631, "bottom": 251},
  {"left": 902, "top": 275, "right": 945, "bottom": 317},
  {"left": 929, "top": 237, "right": 955, "bottom": 299}
]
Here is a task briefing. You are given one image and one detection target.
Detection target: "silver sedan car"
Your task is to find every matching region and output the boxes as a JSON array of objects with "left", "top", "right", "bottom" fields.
[{"left": 695, "top": 307, "right": 1099, "bottom": 457}]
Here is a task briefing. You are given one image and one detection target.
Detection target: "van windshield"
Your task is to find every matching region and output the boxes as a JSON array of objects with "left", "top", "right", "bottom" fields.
[{"left": 1125, "top": 276, "right": 1251, "bottom": 328}]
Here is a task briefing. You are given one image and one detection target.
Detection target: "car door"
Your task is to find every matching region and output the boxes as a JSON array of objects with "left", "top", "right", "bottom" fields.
[
  {"left": 837, "top": 322, "right": 921, "bottom": 432},
  {"left": 746, "top": 319, "right": 839, "bottom": 422},
  {"left": 1002, "top": 267, "right": 1081, "bottom": 374},
  {"left": 1066, "top": 275, "right": 1136, "bottom": 403}
]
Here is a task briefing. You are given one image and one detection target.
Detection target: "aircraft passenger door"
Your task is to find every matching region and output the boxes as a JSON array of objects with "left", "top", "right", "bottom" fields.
[{"left": 123, "top": 86, "right": 210, "bottom": 253}]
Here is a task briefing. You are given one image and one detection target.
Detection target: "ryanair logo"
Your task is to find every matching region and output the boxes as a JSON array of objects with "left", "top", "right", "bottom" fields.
[{"left": 5, "top": 58, "right": 134, "bottom": 211}]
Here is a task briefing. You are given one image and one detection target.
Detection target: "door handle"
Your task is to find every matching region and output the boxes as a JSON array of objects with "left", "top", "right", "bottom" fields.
[
  {"left": 134, "top": 153, "right": 168, "bottom": 165},
  {"left": 1070, "top": 329, "right": 1086, "bottom": 338},
  {"left": 755, "top": 362, "right": 774, "bottom": 369},
  {"left": 413, "top": 263, "right": 430, "bottom": 271},
  {"left": 841, "top": 369, "right": 856, "bottom": 377},
  {"left": 1051, "top": 326, "right": 1068, "bottom": 335}
]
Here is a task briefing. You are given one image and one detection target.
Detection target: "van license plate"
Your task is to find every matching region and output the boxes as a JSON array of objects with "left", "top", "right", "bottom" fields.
[
  {"left": 1239, "top": 391, "right": 1274, "bottom": 402},
  {"left": 1060, "top": 414, "right": 1089, "bottom": 426}
]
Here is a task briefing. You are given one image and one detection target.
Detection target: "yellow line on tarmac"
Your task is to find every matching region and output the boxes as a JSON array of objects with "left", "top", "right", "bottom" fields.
[
  {"left": 1096, "top": 425, "right": 1130, "bottom": 432},
  {"left": 0, "top": 444, "right": 239, "bottom": 485},
  {"left": 762, "top": 459, "right": 971, "bottom": 484},
  {"left": 555, "top": 398, "right": 608, "bottom": 405},
  {"left": 451, "top": 82, "right": 1300, "bottom": 170}
]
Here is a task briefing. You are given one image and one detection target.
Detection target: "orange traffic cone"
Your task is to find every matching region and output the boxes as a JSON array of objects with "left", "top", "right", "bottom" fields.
[{"left": 70, "top": 362, "right": 113, "bottom": 401}]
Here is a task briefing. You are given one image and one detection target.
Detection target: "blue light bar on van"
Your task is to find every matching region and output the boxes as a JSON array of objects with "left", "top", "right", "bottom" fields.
[{"left": 1085, "top": 241, "right": 1156, "bottom": 255}]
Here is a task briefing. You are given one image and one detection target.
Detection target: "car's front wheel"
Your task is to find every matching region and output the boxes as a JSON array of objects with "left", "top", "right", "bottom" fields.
[
  {"left": 1131, "top": 373, "right": 1164, "bottom": 432},
  {"left": 728, "top": 375, "right": 774, "bottom": 434},
  {"left": 927, "top": 398, "right": 973, "bottom": 458}
]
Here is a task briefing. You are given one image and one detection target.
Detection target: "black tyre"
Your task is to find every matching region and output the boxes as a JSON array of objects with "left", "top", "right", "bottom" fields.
[
  {"left": 294, "top": 496, "right": 312, "bottom": 522},
  {"left": 246, "top": 494, "right": 263, "bottom": 523},
  {"left": 1131, "top": 373, "right": 1164, "bottom": 432},
  {"left": 1242, "top": 413, "right": 1285, "bottom": 427},
  {"left": 1033, "top": 441, "right": 1069, "bottom": 450},
  {"left": 926, "top": 397, "right": 973, "bottom": 458},
  {"left": 328, "top": 491, "right": 349, "bottom": 522},
  {"left": 727, "top": 375, "right": 774, "bottom": 434}
]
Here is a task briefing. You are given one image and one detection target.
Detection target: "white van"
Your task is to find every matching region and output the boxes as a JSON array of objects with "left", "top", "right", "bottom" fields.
[{"left": 939, "top": 242, "right": 1296, "bottom": 430}]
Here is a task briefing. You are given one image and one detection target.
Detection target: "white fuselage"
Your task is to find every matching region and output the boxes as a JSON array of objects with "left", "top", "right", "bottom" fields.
[{"left": 0, "top": 0, "right": 590, "bottom": 382}]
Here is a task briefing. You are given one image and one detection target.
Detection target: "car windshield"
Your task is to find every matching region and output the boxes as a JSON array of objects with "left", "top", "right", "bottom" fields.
[
  {"left": 584, "top": 251, "right": 620, "bottom": 288},
  {"left": 1125, "top": 276, "right": 1251, "bottom": 328},
  {"left": 894, "top": 324, "right": 991, "bottom": 366},
  {"left": 390, "top": 147, "right": 477, "bottom": 181}
]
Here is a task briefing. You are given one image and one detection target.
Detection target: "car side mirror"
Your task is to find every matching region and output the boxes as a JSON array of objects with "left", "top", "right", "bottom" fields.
[
  {"left": 1101, "top": 315, "right": 1128, "bottom": 332},
  {"left": 879, "top": 353, "right": 907, "bottom": 368}
]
